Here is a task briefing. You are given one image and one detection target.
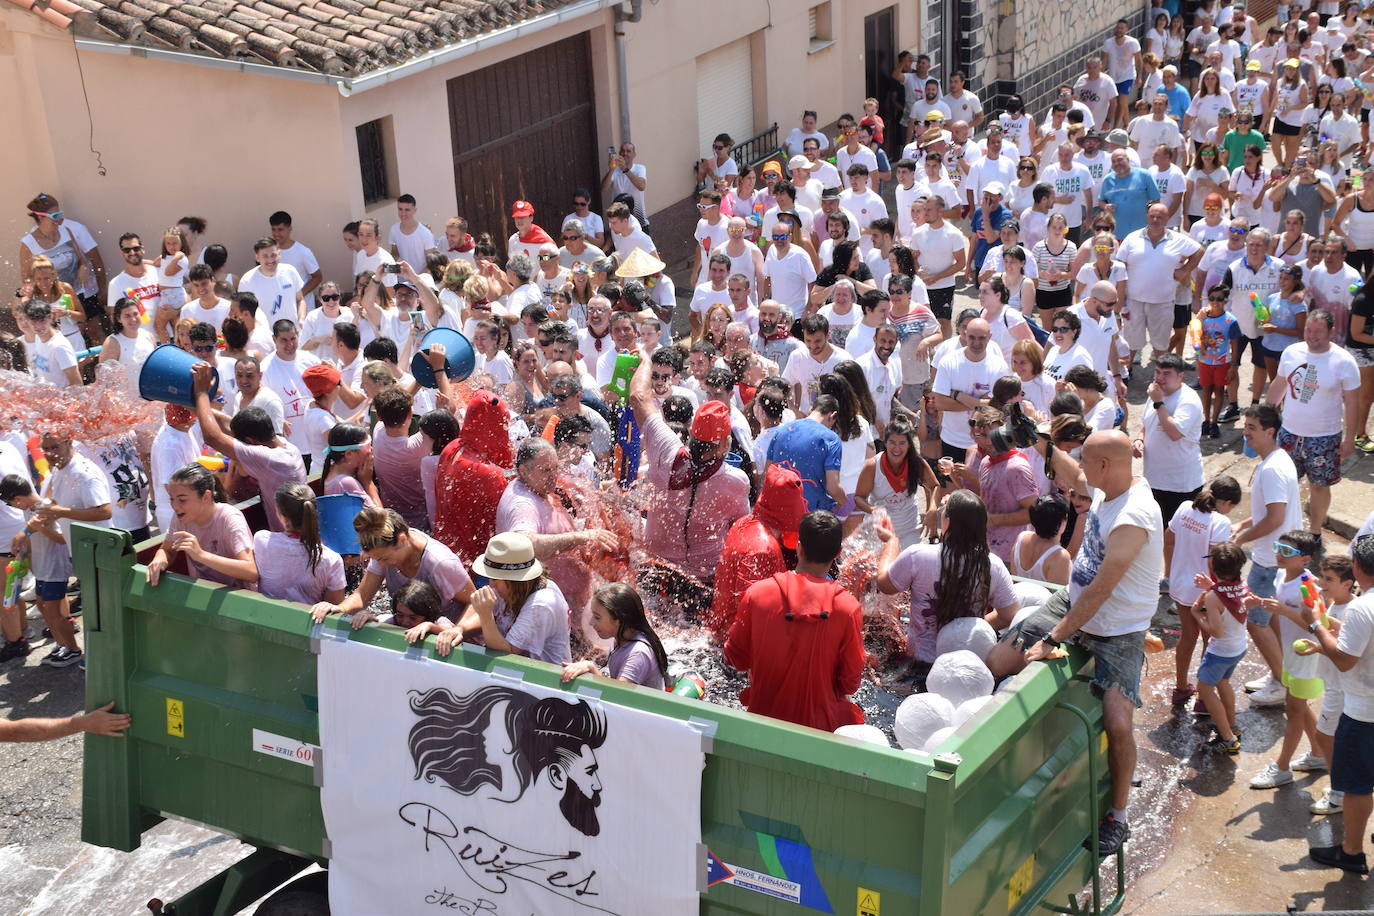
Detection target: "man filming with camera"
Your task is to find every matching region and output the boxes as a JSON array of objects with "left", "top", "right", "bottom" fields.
[
  {"left": 948, "top": 405, "right": 1039, "bottom": 563},
  {"left": 1130, "top": 352, "right": 1204, "bottom": 524}
]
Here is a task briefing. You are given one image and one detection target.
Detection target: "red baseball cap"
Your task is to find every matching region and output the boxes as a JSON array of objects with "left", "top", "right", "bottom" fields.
[
  {"left": 511, "top": 200, "right": 535, "bottom": 218},
  {"left": 689, "top": 401, "right": 733, "bottom": 444},
  {"left": 302, "top": 362, "right": 341, "bottom": 398}
]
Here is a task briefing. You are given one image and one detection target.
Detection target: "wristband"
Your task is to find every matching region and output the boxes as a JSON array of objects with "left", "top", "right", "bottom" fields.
[
  {"left": 1042, "top": 634, "right": 1061, "bottom": 649},
  {"left": 1153, "top": 401, "right": 1165, "bottom": 410}
]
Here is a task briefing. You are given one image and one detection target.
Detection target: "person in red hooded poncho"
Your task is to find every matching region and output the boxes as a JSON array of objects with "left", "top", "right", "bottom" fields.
[
  {"left": 706, "top": 464, "right": 806, "bottom": 642},
  {"left": 724, "top": 510, "right": 866, "bottom": 732},
  {"left": 432, "top": 390, "right": 513, "bottom": 566}
]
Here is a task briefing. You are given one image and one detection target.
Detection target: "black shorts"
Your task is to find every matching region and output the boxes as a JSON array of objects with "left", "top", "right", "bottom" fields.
[
  {"left": 928, "top": 286, "right": 956, "bottom": 321},
  {"left": 1066, "top": 226, "right": 1083, "bottom": 246},
  {"left": 1233, "top": 334, "right": 1266, "bottom": 369},
  {"left": 1362, "top": 108, "right": 1371, "bottom": 125},
  {"left": 1174, "top": 304, "right": 1192, "bottom": 329},
  {"left": 1347, "top": 248, "right": 1374, "bottom": 279},
  {"left": 940, "top": 439, "right": 968, "bottom": 461},
  {"left": 1036, "top": 285, "right": 1074, "bottom": 314},
  {"left": 79, "top": 293, "right": 104, "bottom": 320},
  {"left": 1182, "top": 58, "right": 1202, "bottom": 79},
  {"left": 1260, "top": 344, "right": 1286, "bottom": 364},
  {"left": 1272, "top": 119, "right": 1302, "bottom": 136}
]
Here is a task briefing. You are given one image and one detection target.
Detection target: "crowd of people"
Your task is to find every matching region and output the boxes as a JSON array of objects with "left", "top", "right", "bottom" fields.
[{"left": 12, "top": 0, "right": 1374, "bottom": 873}]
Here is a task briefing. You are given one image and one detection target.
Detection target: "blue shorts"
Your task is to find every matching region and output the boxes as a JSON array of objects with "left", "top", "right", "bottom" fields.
[
  {"left": 1009, "top": 589, "right": 1147, "bottom": 706},
  {"left": 1331, "top": 714, "right": 1374, "bottom": 795},
  {"left": 1197, "top": 648, "right": 1246, "bottom": 685},
  {"left": 1278, "top": 427, "right": 1344, "bottom": 487},
  {"left": 34, "top": 579, "right": 67, "bottom": 601},
  {"left": 1116, "top": 79, "right": 1134, "bottom": 96},
  {"left": 1246, "top": 562, "right": 1278, "bottom": 626}
]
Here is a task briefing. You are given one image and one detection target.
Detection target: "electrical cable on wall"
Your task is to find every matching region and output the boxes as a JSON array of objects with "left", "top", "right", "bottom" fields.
[{"left": 70, "top": 35, "right": 107, "bottom": 177}]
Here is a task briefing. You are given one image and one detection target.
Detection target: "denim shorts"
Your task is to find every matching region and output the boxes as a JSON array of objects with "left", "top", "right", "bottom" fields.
[
  {"left": 1246, "top": 562, "right": 1278, "bottom": 626},
  {"left": 1008, "top": 588, "right": 1147, "bottom": 706},
  {"left": 1278, "top": 427, "right": 1344, "bottom": 487},
  {"left": 1197, "top": 648, "right": 1246, "bottom": 685},
  {"left": 34, "top": 579, "right": 67, "bottom": 601},
  {"left": 1332, "top": 714, "right": 1374, "bottom": 795}
]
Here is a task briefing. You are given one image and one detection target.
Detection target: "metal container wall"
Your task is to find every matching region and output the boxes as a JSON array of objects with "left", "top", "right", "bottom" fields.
[{"left": 77, "top": 523, "right": 1114, "bottom": 916}]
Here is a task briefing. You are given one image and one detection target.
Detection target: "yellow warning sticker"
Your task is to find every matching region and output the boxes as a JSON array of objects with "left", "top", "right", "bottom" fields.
[
  {"left": 857, "top": 887, "right": 880, "bottom": 916},
  {"left": 166, "top": 698, "right": 185, "bottom": 738},
  {"left": 1100, "top": 731, "right": 1109, "bottom": 754},
  {"left": 1008, "top": 853, "right": 1036, "bottom": 911}
]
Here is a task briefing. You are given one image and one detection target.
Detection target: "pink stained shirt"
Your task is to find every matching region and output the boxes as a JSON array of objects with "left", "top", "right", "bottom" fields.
[
  {"left": 639, "top": 413, "right": 751, "bottom": 582},
  {"left": 252, "top": 530, "right": 346, "bottom": 605},
  {"left": 495, "top": 478, "right": 591, "bottom": 613},
  {"left": 232, "top": 441, "right": 307, "bottom": 533},
  {"left": 970, "top": 449, "right": 1038, "bottom": 563},
  {"left": 364, "top": 534, "right": 472, "bottom": 622},
  {"left": 167, "top": 502, "right": 255, "bottom": 589},
  {"left": 371, "top": 423, "right": 429, "bottom": 528}
]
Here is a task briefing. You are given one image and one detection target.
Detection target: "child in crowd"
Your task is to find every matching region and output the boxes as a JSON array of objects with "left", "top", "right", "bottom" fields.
[
  {"left": 299, "top": 363, "right": 342, "bottom": 472},
  {"left": 387, "top": 579, "right": 452, "bottom": 645},
  {"left": 1194, "top": 284, "right": 1241, "bottom": 438},
  {"left": 145, "top": 463, "right": 256, "bottom": 590},
  {"left": 1166, "top": 476, "right": 1241, "bottom": 706},
  {"left": 251, "top": 482, "right": 345, "bottom": 607},
  {"left": 1308, "top": 554, "right": 1357, "bottom": 815},
  {"left": 321, "top": 423, "right": 380, "bottom": 508},
  {"left": 1193, "top": 542, "right": 1251, "bottom": 755},
  {"left": 561, "top": 583, "right": 671, "bottom": 689},
  {"left": 1248, "top": 530, "right": 1327, "bottom": 789}
]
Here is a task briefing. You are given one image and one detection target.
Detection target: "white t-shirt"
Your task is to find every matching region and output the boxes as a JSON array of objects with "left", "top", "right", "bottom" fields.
[
  {"left": 835, "top": 144, "right": 880, "bottom": 176},
  {"left": 610, "top": 228, "right": 656, "bottom": 259},
  {"left": 78, "top": 437, "right": 151, "bottom": 533},
  {"left": 943, "top": 90, "right": 984, "bottom": 125},
  {"left": 1274, "top": 343, "right": 1361, "bottom": 437},
  {"left": 839, "top": 189, "right": 888, "bottom": 233},
  {"left": 1073, "top": 74, "right": 1119, "bottom": 125},
  {"left": 1166, "top": 503, "right": 1233, "bottom": 606},
  {"left": 607, "top": 163, "right": 648, "bottom": 220},
  {"left": 932, "top": 348, "right": 1010, "bottom": 448},
  {"left": 781, "top": 346, "right": 851, "bottom": 413},
  {"left": 298, "top": 404, "right": 337, "bottom": 472},
  {"left": 260, "top": 352, "right": 322, "bottom": 455},
  {"left": 1336, "top": 594, "right": 1374, "bottom": 721},
  {"left": 179, "top": 298, "right": 231, "bottom": 333},
  {"left": 276, "top": 241, "right": 320, "bottom": 309},
  {"left": 692, "top": 218, "right": 731, "bottom": 284},
  {"left": 108, "top": 267, "right": 161, "bottom": 317},
  {"left": 238, "top": 264, "right": 305, "bottom": 329},
  {"left": 1128, "top": 116, "right": 1184, "bottom": 166},
  {"left": 763, "top": 245, "right": 817, "bottom": 312},
  {"left": 299, "top": 307, "right": 349, "bottom": 361},
  {"left": 27, "top": 334, "right": 77, "bottom": 387},
  {"left": 1249, "top": 448, "right": 1303, "bottom": 568},
  {"left": 1141, "top": 385, "right": 1204, "bottom": 491},
  {"left": 353, "top": 246, "right": 395, "bottom": 281},
  {"left": 909, "top": 222, "right": 967, "bottom": 290},
  {"left": 784, "top": 128, "right": 828, "bottom": 156},
  {"left": 230, "top": 386, "right": 286, "bottom": 435},
  {"left": 253, "top": 530, "right": 346, "bottom": 605},
  {"left": 388, "top": 221, "right": 437, "bottom": 269},
  {"left": 1067, "top": 303, "right": 1120, "bottom": 385},
  {"left": 149, "top": 423, "right": 202, "bottom": 532},
  {"left": 1040, "top": 162, "right": 1095, "bottom": 228},
  {"left": 1045, "top": 342, "right": 1094, "bottom": 381},
  {"left": 856, "top": 350, "right": 904, "bottom": 425},
  {"left": 1069, "top": 480, "right": 1163, "bottom": 637},
  {"left": 1102, "top": 35, "right": 1142, "bottom": 81},
  {"left": 1116, "top": 229, "right": 1202, "bottom": 304}
]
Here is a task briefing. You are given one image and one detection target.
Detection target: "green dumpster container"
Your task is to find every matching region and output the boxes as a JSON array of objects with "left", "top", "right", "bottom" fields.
[{"left": 77, "top": 523, "right": 1124, "bottom": 915}]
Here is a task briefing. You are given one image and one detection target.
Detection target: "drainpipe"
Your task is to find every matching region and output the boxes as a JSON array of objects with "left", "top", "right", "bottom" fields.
[{"left": 614, "top": 0, "right": 642, "bottom": 141}]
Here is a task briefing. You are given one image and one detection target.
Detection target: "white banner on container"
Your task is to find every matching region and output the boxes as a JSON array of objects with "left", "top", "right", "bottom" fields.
[{"left": 318, "top": 639, "right": 704, "bottom": 916}]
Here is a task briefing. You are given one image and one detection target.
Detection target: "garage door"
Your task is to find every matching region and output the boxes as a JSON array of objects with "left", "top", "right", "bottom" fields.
[
  {"left": 696, "top": 37, "right": 755, "bottom": 161},
  {"left": 447, "top": 32, "right": 599, "bottom": 250}
]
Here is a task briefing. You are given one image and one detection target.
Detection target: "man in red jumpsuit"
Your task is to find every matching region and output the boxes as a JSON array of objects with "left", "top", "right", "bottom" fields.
[
  {"left": 706, "top": 465, "right": 806, "bottom": 641},
  {"left": 724, "top": 510, "right": 866, "bottom": 732},
  {"left": 432, "top": 390, "right": 513, "bottom": 566}
]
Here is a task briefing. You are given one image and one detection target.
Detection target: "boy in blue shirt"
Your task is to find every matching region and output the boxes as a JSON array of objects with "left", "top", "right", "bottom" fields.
[{"left": 1195, "top": 283, "right": 1241, "bottom": 437}]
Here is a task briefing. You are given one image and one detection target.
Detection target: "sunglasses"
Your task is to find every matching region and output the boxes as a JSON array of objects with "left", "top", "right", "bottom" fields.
[
  {"left": 712, "top": 144, "right": 727, "bottom": 150},
  {"left": 1229, "top": 227, "right": 1248, "bottom": 235},
  {"left": 1018, "top": 164, "right": 1035, "bottom": 171},
  {"left": 561, "top": 234, "right": 580, "bottom": 241},
  {"left": 697, "top": 203, "right": 716, "bottom": 210},
  {"left": 320, "top": 294, "right": 341, "bottom": 302},
  {"left": 1097, "top": 298, "right": 1118, "bottom": 306},
  {"left": 1204, "top": 206, "right": 1222, "bottom": 211},
  {"left": 1273, "top": 541, "right": 1304, "bottom": 557},
  {"left": 121, "top": 245, "right": 144, "bottom": 253},
  {"left": 553, "top": 390, "right": 578, "bottom": 401},
  {"left": 573, "top": 200, "right": 589, "bottom": 206},
  {"left": 1093, "top": 245, "right": 1113, "bottom": 252},
  {"left": 192, "top": 344, "right": 217, "bottom": 353},
  {"left": 772, "top": 234, "right": 790, "bottom": 242},
  {"left": 1208, "top": 295, "right": 1229, "bottom": 302},
  {"left": 651, "top": 371, "right": 674, "bottom": 382},
  {"left": 727, "top": 227, "right": 746, "bottom": 235},
  {"left": 538, "top": 254, "right": 557, "bottom": 260},
  {"left": 32, "top": 209, "right": 63, "bottom": 220},
  {"left": 1051, "top": 325, "right": 1072, "bottom": 332}
]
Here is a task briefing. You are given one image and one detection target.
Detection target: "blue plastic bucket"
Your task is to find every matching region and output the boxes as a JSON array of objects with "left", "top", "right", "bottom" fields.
[
  {"left": 139, "top": 344, "right": 220, "bottom": 407},
  {"left": 409, "top": 328, "right": 475, "bottom": 389},
  {"left": 316, "top": 493, "right": 364, "bottom": 556}
]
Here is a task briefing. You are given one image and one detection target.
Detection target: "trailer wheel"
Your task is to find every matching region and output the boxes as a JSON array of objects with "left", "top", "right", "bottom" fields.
[{"left": 255, "top": 872, "right": 329, "bottom": 916}]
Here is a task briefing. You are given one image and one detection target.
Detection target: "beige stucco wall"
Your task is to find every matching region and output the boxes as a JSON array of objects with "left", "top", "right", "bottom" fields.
[{"left": 1, "top": 0, "right": 915, "bottom": 295}]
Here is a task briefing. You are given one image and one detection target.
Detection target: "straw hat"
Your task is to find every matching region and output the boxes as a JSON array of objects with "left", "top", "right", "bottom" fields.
[
  {"left": 615, "top": 247, "right": 666, "bottom": 279},
  {"left": 472, "top": 532, "right": 544, "bottom": 582}
]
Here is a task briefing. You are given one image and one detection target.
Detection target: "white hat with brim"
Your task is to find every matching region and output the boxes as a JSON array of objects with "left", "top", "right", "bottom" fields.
[
  {"left": 615, "top": 247, "right": 666, "bottom": 279},
  {"left": 472, "top": 532, "right": 544, "bottom": 582}
]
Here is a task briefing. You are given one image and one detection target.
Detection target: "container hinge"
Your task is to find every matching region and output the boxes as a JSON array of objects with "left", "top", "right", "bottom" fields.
[
  {"left": 574, "top": 685, "right": 603, "bottom": 701},
  {"left": 320, "top": 837, "right": 333, "bottom": 859},
  {"left": 686, "top": 716, "right": 718, "bottom": 754},
  {"left": 490, "top": 665, "right": 525, "bottom": 684},
  {"left": 311, "top": 747, "right": 325, "bottom": 787},
  {"left": 403, "top": 644, "right": 429, "bottom": 663},
  {"left": 696, "top": 842, "right": 710, "bottom": 892}
]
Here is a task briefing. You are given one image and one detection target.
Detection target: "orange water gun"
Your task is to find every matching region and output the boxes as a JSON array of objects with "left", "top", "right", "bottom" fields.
[
  {"left": 1299, "top": 571, "right": 1331, "bottom": 628},
  {"left": 25, "top": 436, "right": 48, "bottom": 485}
]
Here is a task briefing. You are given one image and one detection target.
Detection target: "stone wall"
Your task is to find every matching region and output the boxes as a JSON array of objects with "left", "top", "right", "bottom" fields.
[{"left": 1003, "top": 0, "right": 1149, "bottom": 115}]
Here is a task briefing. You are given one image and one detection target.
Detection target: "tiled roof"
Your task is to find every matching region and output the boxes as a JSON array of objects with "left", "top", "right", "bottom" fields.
[{"left": 6, "top": 0, "right": 574, "bottom": 76}]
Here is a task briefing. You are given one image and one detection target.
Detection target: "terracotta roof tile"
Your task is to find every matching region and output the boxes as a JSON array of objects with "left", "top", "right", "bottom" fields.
[{"left": 10, "top": 0, "right": 575, "bottom": 74}]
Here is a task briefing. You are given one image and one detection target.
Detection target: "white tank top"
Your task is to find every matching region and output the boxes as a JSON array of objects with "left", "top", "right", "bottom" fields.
[
  {"left": 1343, "top": 198, "right": 1374, "bottom": 249},
  {"left": 114, "top": 328, "right": 157, "bottom": 373},
  {"left": 156, "top": 253, "right": 187, "bottom": 288},
  {"left": 1010, "top": 534, "right": 1066, "bottom": 580},
  {"left": 870, "top": 461, "right": 924, "bottom": 544},
  {"left": 719, "top": 245, "right": 758, "bottom": 284},
  {"left": 1276, "top": 83, "right": 1304, "bottom": 123}
]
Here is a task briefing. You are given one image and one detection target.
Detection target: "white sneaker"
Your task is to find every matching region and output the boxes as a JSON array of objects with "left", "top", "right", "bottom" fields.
[
  {"left": 1292, "top": 753, "right": 1328, "bottom": 772},
  {"left": 1249, "top": 762, "right": 1295, "bottom": 789},
  {"left": 1310, "top": 788, "right": 1344, "bottom": 814},
  {"left": 1244, "top": 673, "right": 1275, "bottom": 693},
  {"left": 1250, "top": 679, "right": 1288, "bottom": 706}
]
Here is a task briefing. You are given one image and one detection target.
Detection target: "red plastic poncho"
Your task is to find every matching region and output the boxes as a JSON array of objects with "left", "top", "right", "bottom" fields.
[
  {"left": 432, "top": 391, "right": 513, "bottom": 565},
  {"left": 706, "top": 465, "right": 806, "bottom": 640},
  {"left": 723, "top": 571, "right": 866, "bottom": 732}
]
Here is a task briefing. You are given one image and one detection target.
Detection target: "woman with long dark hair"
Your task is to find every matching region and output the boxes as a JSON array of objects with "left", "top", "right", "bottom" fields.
[
  {"left": 560, "top": 583, "right": 671, "bottom": 688},
  {"left": 855, "top": 418, "right": 939, "bottom": 548},
  {"left": 875, "top": 488, "right": 1021, "bottom": 663},
  {"left": 818, "top": 372, "right": 875, "bottom": 535},
  {"left": 145, "top": 464, "right": 255, "bottom": 589}
]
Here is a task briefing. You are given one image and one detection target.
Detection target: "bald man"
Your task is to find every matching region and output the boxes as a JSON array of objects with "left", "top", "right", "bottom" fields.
[
  {"left": 988, "top": 430, "right": 1163, "bottom": 857},
  {"left": 1114, "top": 203, "right": 1203, "bottom": 363},
  {"left": 930, "top": 316, "right": 1009, "bottom": 460}
]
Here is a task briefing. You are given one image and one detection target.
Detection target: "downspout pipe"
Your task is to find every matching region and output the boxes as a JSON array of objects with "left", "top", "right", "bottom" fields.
[{"left": 614, "top": 0, "right": 642, "bottom": 141}]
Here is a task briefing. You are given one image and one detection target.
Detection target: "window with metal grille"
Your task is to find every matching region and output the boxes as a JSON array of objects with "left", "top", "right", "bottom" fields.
[{"left": 356, "top": 118, "right": 392, "bottom": 205}]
